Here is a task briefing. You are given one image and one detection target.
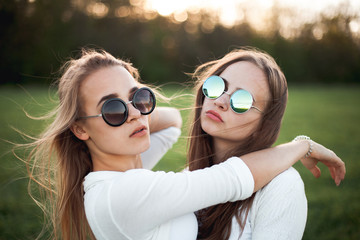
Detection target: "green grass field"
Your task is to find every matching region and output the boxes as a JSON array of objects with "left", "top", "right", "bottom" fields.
[{"left": 0, "top": 85, "right": 359, "bottom": 239}]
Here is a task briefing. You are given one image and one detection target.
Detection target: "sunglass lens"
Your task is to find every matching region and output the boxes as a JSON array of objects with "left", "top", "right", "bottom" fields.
[
  {"left": 102, "top": 99, "right": 127, "bottom": 126},
  {"left": 230, "top": 90, "right": 253, "bottom": 113},
  {"left": 133, "top": 88, "right": 155, "bottom": 115},
  {"left": 202, "top": 76, "right": 225, "bottom": 99}
]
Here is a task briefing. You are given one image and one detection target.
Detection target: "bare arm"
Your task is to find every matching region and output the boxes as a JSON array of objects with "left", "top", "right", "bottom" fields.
[
  {"left": 241, "top": 140, "right": 345, "bottom": 192},
  {"left": 149, "top": 107, "right": 182, "bottom": 133}
]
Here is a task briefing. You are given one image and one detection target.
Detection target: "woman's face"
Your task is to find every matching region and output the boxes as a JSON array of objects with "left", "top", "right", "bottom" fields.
[
  {"left": 76, "top": 65, "right": 151, "bottom": 161},
  {"left": 200, "top": 61, "right": 270, "bottom": 149}
]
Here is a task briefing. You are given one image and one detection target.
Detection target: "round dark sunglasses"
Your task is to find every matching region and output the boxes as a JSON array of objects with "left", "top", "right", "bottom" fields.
[
  {"left": 202, "top": 75, "right": 262, "bottom": 114},
  {"left": 78, "top": 87, "right": 156, "bottom": 127}
]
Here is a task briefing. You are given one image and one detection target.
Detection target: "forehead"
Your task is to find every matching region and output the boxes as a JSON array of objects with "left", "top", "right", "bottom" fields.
[
  {"left": 80, "top": 65, "right": 137, "bottom": 103},
  {"left": 219, "top": 61, "right": 270, "bottom": 100}
]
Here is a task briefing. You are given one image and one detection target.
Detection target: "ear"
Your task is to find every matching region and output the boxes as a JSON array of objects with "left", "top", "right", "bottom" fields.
[{"left": 70, "top": 123, "right": 89, "bottom": 141}]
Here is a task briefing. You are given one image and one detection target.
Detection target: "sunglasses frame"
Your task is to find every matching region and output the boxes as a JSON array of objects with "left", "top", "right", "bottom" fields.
[
  {"left": 78, "top": 87, "right": 156, "bottom": 127},
  {"left": 202, "top": 75, "right": 262, "bottom": 114}
]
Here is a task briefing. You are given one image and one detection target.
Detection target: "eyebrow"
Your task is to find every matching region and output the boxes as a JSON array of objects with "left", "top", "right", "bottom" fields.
[
  {"left": 96, "top": 86, "right": 139, "bottom": 107},
  {"left": 128, "top": 86, "right": 139, "bottom": 98},
  {"left": 97, "top": 93, "right": 118, "bottom": 107}
]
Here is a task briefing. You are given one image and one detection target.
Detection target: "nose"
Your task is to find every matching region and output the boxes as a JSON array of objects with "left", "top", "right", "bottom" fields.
[
  {"left": 213, "top": 92, "right": 229, "bottom": 111},
  {"left": 126, "top": 101, "right": 141, "bottom": 123}
]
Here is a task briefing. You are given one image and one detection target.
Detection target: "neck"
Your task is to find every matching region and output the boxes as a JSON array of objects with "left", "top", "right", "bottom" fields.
[
  {"left": 212, "top": 138, "right": 238, "bottom": 164},
  {"left": 92, "top": 153, "right": 143, "bottom": 172}
]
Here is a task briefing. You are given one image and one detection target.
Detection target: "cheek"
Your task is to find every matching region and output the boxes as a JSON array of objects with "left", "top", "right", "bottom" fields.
[
  {"left": 95, "top": 127, "right": 127, "bottom": 147},
  {"left": 202, "top": 98, "right": 212, "bottom": 109},
  {"left": 85, "top": 119, "right": 123, "bottom": 145},
  {"left": 202, "top": 112, "right": 262, "bottom": 141},
  {"left": 90, "top": 127, "right": 150, "bottom": 155},
  {"left": 200, "top": 106, "right": 212, "bottom": 133}
]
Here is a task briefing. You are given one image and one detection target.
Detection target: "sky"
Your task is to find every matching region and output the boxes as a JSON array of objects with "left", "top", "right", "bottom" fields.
[{"left": 142, "top": 0, "right": 360, "bottom": 34}]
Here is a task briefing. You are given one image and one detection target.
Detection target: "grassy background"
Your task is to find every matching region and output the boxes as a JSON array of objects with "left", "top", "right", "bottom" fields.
[{"left": 0, "top": 85, "right": 359, "bottom": 239}]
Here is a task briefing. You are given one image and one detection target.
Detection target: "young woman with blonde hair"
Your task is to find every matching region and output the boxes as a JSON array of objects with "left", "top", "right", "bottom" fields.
[
  {"left": 22, "top": 48, "right": 344, "bottom": 240},
  {"left": 188, "top": 48, "right": 345, "bottom": 239}
]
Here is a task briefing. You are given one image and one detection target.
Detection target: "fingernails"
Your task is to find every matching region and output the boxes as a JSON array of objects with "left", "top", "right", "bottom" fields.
[{"left": 336, "top": 180, "right": 341, "bottom": 186}]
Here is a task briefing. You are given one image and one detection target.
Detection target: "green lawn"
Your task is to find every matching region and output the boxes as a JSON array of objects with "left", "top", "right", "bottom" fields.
[{"left": 0, "top": 84, "right": 359, "bottom": 239}]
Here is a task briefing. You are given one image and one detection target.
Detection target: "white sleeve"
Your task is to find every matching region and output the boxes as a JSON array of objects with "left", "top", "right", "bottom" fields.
[
  {"left": 109, "top": 157, "right": 254, "bottom": 235},
  {"left": 250, "top": 167, "right": 307, "bottom": 240},
  {"left": 140, "top": 127, "right": 181, "bottom": 170}
]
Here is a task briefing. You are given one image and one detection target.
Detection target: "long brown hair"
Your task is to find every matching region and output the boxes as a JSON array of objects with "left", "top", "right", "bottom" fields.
[
  {"left": 187, "top": 48, "right": 288, "bottom": 239},
  {"left": 21, "top": 49, "right": 141, "bottom": 239}
]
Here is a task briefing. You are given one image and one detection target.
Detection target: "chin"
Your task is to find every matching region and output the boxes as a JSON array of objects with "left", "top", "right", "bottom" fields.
[
  {"left": 140, "top": 137, "right": 151, "bottom": 151},
  {"left": 141, "top": 142, "right": 151, "bottom": 153},
  {"left": 125, "top": 137, "right": 150, "bottom": 155},
  {"left": 126, "top": 144, "right": 150, "bottom": 156}
]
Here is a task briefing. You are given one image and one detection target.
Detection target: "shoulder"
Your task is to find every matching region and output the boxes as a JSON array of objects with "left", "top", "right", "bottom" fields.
[
  {"left": 262, "top": 167, "right": 304, "bottom": 193},
  {"left": 253, "top": 167, "right": 306, "bottom": 207},
  {"left": 249, "top": 168, "right": 308, "bottom": 239}
]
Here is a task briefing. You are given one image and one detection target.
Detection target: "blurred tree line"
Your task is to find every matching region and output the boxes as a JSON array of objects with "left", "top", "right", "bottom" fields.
[{"left": 1, "top": 0, "right": 359, "bottom": 85}]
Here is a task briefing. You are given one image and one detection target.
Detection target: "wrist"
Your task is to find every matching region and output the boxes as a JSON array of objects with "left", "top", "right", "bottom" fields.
[{"left": 293, "top": 135, "right": 313, "bottom": 159}]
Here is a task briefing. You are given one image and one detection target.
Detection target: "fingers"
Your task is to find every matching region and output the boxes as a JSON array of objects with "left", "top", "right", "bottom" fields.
[
  {"left": 305, "top": 141, "right": 346, "bottom": 185},
  {"left": 329, "top": 167, "right": 336, "bottom": 181},
  {"left": 327, "top": 153, "right": 345, "bottom": 186},
  {"left": 334, "top": 160, "right": 346, "bottom": 186},
  {"left": 315, "top": 146, "right": 346, "bottom": 186},
  {"left": 329, "top": 166, "right": 340, "bottom": 186},
  {"left": 310, "top": 166, "right": 321, "bottom": 178}
]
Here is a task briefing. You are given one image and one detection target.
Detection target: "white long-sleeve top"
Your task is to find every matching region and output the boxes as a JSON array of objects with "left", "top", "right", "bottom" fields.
[
  {"left": 83, "top": 127, "right": 255, "bottom": 240},
  {"left": 229, "top": 167, "right": 307, "bottom": 240}
]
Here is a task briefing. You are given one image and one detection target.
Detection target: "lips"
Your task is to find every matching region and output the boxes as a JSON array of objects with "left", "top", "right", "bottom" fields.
[
  {"left": 130, "top": 125, "right": 147, "bottom": 137},
  {"left": 205, "top": 110, "right": 223, "bottom": 122}
]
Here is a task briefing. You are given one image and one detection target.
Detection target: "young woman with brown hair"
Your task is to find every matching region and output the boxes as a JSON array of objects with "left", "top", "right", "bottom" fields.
[
  {"left": 188, "top": 48, "right": 345, "bottom": 240},
  {"left": 22, "top": 48, "right": 344, "bottom": 240}
]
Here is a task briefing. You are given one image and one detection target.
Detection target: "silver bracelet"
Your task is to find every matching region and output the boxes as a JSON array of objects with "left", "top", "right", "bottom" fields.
[{"left": 293, "top": 135, "right": 313, "bottom": 159}]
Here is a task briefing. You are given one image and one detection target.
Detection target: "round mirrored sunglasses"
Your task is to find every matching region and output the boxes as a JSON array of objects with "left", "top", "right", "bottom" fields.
[
  {"left": 202, "top": 75, "right": 262, "bottom": 114},
  {"left": 78, "top": 87, "right": 156, "bottom": 126}
]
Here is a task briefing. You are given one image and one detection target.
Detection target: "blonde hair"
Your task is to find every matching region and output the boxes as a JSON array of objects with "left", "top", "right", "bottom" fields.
[
  {"left": 21, "top": 49, "right": 141, "bottom": 239},
  {"left": 188, "top": 47, "right": 288, "bottom": 239}
]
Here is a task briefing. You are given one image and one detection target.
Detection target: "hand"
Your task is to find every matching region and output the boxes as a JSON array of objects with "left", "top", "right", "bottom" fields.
[{"left": 300, "top": 141, "right": 346, "bottom": 186}]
